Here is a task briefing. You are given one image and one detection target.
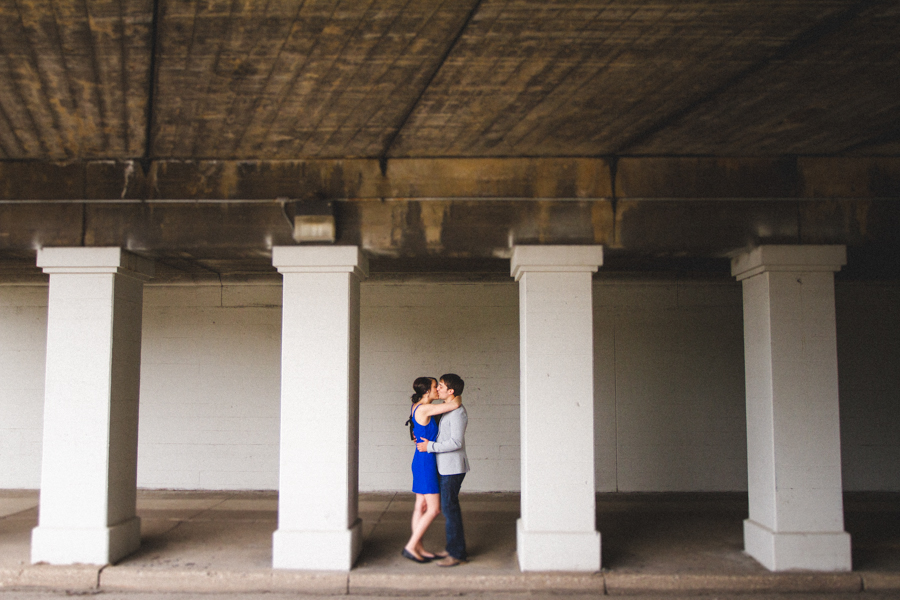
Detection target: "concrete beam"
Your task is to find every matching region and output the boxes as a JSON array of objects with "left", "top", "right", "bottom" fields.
[
  {"left": 2, "top": 157, "right": 899, "bottom": 202},
  {"left": 616, "top": 158, "right": 799, "bottom": 199},
  {"left": 1, "top": 198, "right": 897, "bottom": 266},
  {"left": 2, "top": 157, "right": 898, "bottom": 277},
  {"left": 0, "top": 158, "right": 613, "bottom": 202}
]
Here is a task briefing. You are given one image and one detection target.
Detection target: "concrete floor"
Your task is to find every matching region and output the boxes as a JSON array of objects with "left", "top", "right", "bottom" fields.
[{"left": 1, "top": 491, "right": 899, "bottom": 595}]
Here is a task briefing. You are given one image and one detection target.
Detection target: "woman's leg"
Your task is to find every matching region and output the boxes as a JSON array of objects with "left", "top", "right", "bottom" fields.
[
  {"left": 404, "top": 493, "right": 441, "bottom": 558},
  {"left": 410, "top": 494, "right": 427, "bottom": 539},
  {"left": 405, "top": 494, "right": 428, "bottom": 559},
  {"left": 414, "top": 496, "right": 438, "bottom": 559}
]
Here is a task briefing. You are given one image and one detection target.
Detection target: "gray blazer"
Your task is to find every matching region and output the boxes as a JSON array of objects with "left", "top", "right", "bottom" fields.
[{"left": 426, "top": 405, "right": 470, "bottom": 475}]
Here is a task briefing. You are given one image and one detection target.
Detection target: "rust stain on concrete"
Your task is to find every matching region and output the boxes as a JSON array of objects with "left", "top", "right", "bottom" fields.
[
  {"left": 420, "top": 201, "right": 447, "bottom": 252},
  {"left": 610, "top": 201, "right": 638, "bottom": 249},
  {"left": 391, "top": 202, "right": 406, "bottom": 249},
  {"left": 591, "top": 201, "right": 614, "bottom": 245},
  {"left": 855, "top": 200, "right": 870, "bottom": 237},
  {"left": 536, "top": 201, "right": 552, "bottom": 243},
  {"left": 218, "top": 162, "right": 240, "bottom": 199}
]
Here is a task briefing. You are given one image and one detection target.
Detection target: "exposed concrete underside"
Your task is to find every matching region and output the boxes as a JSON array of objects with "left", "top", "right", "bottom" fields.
[{"left": 1, "top": 1, "right": 899, "bottom": 279}]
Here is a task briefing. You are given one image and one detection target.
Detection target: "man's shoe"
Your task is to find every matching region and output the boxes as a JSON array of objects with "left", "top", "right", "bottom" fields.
[{"left": 435, "top": 555, "right": 465, "bottom": 567}]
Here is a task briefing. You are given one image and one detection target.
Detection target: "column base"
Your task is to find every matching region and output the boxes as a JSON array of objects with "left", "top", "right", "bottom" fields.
[
  {"left": 272, "top": 519, "right": 362, "bottom": 571},
  {"left": 744, "top": 519, "right": 852, "bottom": 572},
  {"left": 31, "top": 517, "right": 141, "bottom": 565},
  {"left": 516, "top": 518, "right": 601, "bottom": 572}
]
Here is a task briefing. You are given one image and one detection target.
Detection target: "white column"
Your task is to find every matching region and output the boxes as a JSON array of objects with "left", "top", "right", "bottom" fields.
[
  {"left": 31, "top": 247, "right": 153, "bottom": 565},
  {"left": 732, "top": 245, "right": 851, "bottom": 572},
  {"left": 271, "top": 246, "right": 367, "bottom": 571},
  {"left": 511, "top": 245, "right": 603, "bottom": 572}
]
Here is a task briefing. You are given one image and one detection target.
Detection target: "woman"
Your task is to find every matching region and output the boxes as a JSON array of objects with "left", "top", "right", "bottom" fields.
[{"left": 402, "top": 376, "right": 461, "bottom": 563}]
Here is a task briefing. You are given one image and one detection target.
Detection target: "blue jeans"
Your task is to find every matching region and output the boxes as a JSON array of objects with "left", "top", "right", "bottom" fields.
[{"left": 439, "top": 472, "right": 467, "bottom": 560}]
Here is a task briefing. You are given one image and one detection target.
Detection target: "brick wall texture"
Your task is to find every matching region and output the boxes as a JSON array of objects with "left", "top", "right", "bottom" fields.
[{"left": 1, "top": 280, "right": 897, "bottom": 492}]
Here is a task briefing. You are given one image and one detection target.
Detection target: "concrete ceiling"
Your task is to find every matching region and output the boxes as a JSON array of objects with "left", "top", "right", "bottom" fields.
[
  {"left": 3, "top": 0, "right": 899, "bottom": 160},
  {"left": 1, "top": 0, "right": 899, "bottom": 279}
]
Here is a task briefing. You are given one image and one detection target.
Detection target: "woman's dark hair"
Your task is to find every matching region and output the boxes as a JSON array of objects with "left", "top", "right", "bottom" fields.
[{"left": 410, "top": 377, "right": 436, "bottom": 404}]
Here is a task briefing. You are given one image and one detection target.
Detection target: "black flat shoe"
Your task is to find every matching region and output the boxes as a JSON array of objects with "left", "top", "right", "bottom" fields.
[{"left": 401, "top": 548, "right": 430, "bottom": 563}]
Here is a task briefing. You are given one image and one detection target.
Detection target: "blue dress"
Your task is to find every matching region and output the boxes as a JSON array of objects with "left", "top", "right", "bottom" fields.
[{"left": 410, "top": 405, "right": 440, "bottom": 494}]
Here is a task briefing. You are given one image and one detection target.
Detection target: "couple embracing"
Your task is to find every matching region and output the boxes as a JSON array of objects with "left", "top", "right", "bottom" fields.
[{"left": 403, "top": 373, "right": 468, "bottom": 567}]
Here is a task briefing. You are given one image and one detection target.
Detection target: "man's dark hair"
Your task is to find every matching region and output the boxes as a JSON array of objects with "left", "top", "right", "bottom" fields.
[{"left": 440, "top": 373, "right": 465, "bottom": 397}]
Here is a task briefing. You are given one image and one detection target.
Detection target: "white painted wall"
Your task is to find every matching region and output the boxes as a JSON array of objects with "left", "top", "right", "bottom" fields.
[
  {"left": 594, "top": 281, "right": 748, "bottom": 492},
  {"left": 138, "top": 284, "right": 283, "bottom": 490},
  {"left": 836, "top": 283, "right": 900, "bottom": 491},
  {"left": 0, "top": 285, "right": 47, "bottom": 489},
  {"left": 1, "top": 279, "right": 898, "bottom": 492},
  {"left": 360, "top": 282, "right": 520, "bottom": 492}
]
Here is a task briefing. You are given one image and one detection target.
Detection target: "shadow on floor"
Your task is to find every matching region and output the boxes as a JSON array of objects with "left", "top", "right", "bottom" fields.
[{"left": 2, "top": 490, "right": 898, "bottom": 575}]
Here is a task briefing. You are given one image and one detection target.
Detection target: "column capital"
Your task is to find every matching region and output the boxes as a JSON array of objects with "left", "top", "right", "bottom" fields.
[
  {"left": 272, "top": 246, "right": 368, "bottom": 278},
  {"left": 731, "top": 245, "right": 846, "bottom": 281},
  {"left": 37, "top": 247, "right": 154, "bottom": 280},
  {"left": 510, "top": 245, "right": 603, "bottom": 281}
]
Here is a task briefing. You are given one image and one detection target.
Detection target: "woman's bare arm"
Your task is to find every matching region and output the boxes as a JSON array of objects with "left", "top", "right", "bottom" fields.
[{"left": 415, "top": 398, "right": 461, "bottom": 423}]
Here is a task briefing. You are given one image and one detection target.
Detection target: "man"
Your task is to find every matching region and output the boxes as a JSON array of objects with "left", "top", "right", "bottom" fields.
[{"left": 416, "top": 373, "right": 469, "bottom": 566}]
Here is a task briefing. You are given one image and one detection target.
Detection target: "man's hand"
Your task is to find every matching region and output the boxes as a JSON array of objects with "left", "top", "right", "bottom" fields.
[{"left": 416, "top": 437, "right": 430, "bottom": 452}]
